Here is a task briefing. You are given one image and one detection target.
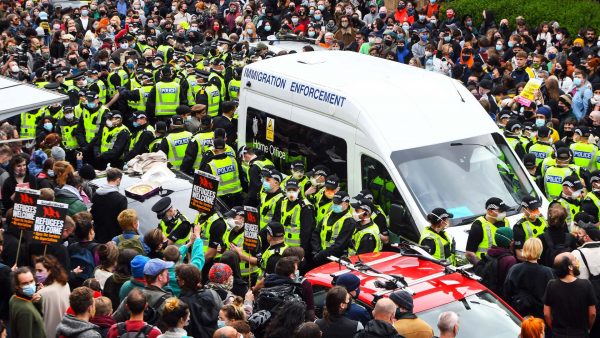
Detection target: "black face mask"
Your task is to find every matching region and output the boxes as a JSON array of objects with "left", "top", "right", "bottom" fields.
[
  {"left": 384, "top": 39, "right": 392, "bottom": 46},
  {"left": 564, "top": 130, "right": 574, "bottom": 137},
  {"left": 572, "top": 46, "right": 582, "bottom": 53},
  {"left": 462, "top": 55, "right": 470, "bottom": 62},
  {"left": 69, "top": 58, "right": 78, "bottom": 66}
]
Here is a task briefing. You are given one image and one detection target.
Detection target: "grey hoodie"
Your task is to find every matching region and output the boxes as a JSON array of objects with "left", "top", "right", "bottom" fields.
[
  {"left": 94, "top": 183, "right": 120, "bottom": 196},
  {"left": 55, "top": 314, "right": 102, "bottom": 338}
]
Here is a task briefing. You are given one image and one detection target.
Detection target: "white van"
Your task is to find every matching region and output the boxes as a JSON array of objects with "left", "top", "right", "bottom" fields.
[{"left": 237, "top": 51, "right": 548, "bottom": 251}]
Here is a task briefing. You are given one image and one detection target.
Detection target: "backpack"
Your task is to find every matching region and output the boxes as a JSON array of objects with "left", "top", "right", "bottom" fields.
[
  {"left": 577, "top": 249, "right": 600, "bottom": 304},
  {"left": 543, "top": 232, "right": 573, "bottom": 266},
  {"left": 69, "top": 242, "right": 98, "bottom": 281},
  {"left": 144, "top": 293, "right": 170, "bottom": 326},
  {"left": 255, "top": 283, "right": 304, "bottom": 315},
  {"left": 473, "top": 253, "right": 512, "bottom": 295},
  {"left": 116, "top": 234, "right": 145, "bottom": 254},
  {"left": 116, "top": 322, "right": 154, "bottom": 338},
  {"left": 509, "top": 290, "right": 544, "bottom": 317}
]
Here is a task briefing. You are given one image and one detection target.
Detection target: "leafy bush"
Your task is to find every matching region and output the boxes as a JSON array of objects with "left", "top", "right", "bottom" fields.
[{"left": 441, "top": 0, "right": 600, "bottom": 37}]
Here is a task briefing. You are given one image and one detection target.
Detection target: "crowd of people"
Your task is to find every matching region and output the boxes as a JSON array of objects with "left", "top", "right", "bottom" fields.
[{"left": 0, "top": 0, "right": 600, "bottom": 337}]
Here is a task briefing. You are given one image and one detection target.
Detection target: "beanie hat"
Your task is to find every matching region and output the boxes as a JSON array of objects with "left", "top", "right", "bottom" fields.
[
  {"left": 130, "top": 255, "right": 150, "bottom": 279},
  {"left": 389, "top": 290, "right": 413, "bottom": 311},
  {"left": 78, "top": 164, "right": 96, "bottom": 181},
  {"left": 209, "top": 263, "right": 233, "bottom": 284},
  {"left": 51, "top": 146, "right": 66, "bottom": 161},
  {"left": 335, "top": 273, "right": 360, "bottom": 293},
  {"left": 536, "top": 105, "right": 552, "bottom": 119},
  {"left": 559, "top": 94, "right": 573, "bottom": 108},
  {"left": 494, "top": 227, "right": 514, "bottom": 248}
]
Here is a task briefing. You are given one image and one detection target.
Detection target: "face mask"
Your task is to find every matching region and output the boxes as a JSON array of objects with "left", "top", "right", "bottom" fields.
[
  {"left": 87, "top": 102, "right": 97, "bottom": 109},
  {"left": 65, "top": 113, "right": 74, "bottom": 120},
  {"left": 106, "top": 120, "right": 114, "bottom": 128},
  {"left": 379, "top": 13, "right": 386, "bottom": 19},
  {"left": 462, "top": 55, "right": 470, "bottom": 62},
  {"left": 262, "top": 180, "right": 271, "bottom": 191},
  {"left": 431, "top": 19, "right": 437, "bottom": 25},
  {"left": 425, "top": 51, "right": 432, "bottom": 57},
  {"left": 507, "top": 41, "right": 515, "bottom": 48},
  {"left": 127, "top": 62, "right": 135, "bottom": 69},
  {"left": 573, "top": 78, "right": 582, "bottom": 86},
  {"left": 120, "top": 42, "right": 129, "bottom": 49},
  {"left": 418, "top": 15, "right": 425, "bottom": 21},
  {"left": 35, "top": 272, "right": 48, "bottom": 284},
  {"left": 247, "top": 28, "right": 253, "bottom": 34},
  {"left": 310, "top": 177, "right": 319, "bottom": 186},
  {"left": 291, "top": 17, "right": 299, "bottom": 24},
  {"left": 22, "top": 282, "right": 36, "bottom": 297},
  {"left": 402, "top": 24, "right": 410, "bottom": 30},
  {"left": 556, "top": 34, "right": 563, "bottom": 41},
  {"left": 218, "top": 320, "right": 226, "bottom": 328},
  {"left": 48, "top": 169, "right": 55, "bottom": 177},
  {"left": 332, "top": 204, "right": 343, "bottom": 213},
  {"left": 81, "top": 9, "right": 88, "bottom": 16},
  {"left": 420, "top": 35, "right": 428, "bottom": 42},
  {"left": 287, "top": 190, "right": 299, "bottom": 201},
  {"left": 495, "top": 44, "right": 503, "bottom": 51},
  {"left": 133, "top": 121, "right": 140, "bottom": 128},
  {"left": 11, "top": 65, "right": 19, "bottom": 73},
  {"left": 314, "top": 15, "right": 321, "bottom": 20},
  {"left": 43, "top": 122, "right": 53, "bottom": 131},
  {"left": 572, "top": 189, "right": 584, "bottom": 199},
  {"left": 384, "top": 39, "right": 392, "bottom": 46},
  {"left": 495, "top": 211, "right": 506, "bottom": 221},
  {"left": 466, "top": 21, "right": 472, "bottom": 26},
  {"left": 535, "top": 118, "right": 546, "bottom": 127},
  {"left": 548, "top": 53, "right": 556, "bottom": 60},
  {"left": 226, "top": 218, "right": 242, "bottom": 230},
  {"left": 318, "top": 5, "right": 324, "bottom": 10},
  {"left": 265, "top": 25, "right": 272, "bottom": 31},
  {"left": 309, "top": 9, "right": 315, "bottom": 15},
  {"left": 352, "top": 210, "right": 364, "bottom": 222},
  {"left": 527, "top": 209, "right": 540, "bottom": 220},
  {"left": 594, "top": 94, "right": 600, "bottom": 101}
]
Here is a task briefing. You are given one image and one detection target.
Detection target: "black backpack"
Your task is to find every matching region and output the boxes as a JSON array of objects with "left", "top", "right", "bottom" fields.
[
  {"left": 255, "top": 283, "right": 304, "bottom": 315},
  {"left": 577, "top": 249, "right": 600, "bottom": 304},
  {"left": 116, "top": 322, "right": 153, "bottom": 338},
  {"left": 473, "top": 253, "right": 512, "bottom": 294},
  {"left": 143, "top": 293, "right": 170, "bottom": 326},
  {"left": 543, "top": 232, "right": 574, "bottom": 266},
  {"left": 69, "top": 242, "right": 98, "bottom": 283}
]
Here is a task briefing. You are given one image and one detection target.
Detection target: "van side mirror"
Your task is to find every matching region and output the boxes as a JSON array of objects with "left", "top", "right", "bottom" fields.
[{"left": 389, "top": 203, "right": 421, "bottom": 243}]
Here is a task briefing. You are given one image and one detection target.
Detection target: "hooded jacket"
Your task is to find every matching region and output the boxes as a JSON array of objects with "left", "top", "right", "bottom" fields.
[
  {"left": 55, "top": 184, "right": 88, "bottom": 216},
  {"left": 179, "top": 288, "right": 223, "bottom": 338},
  {"left": 356, "top": 319, "right": 404, "bottom": 338},
  {"left": 56, "top": 314, "right": 102, "bottom": 338},
  {"left": 90, "top": 183, "right": 128, "bottom": 243}
]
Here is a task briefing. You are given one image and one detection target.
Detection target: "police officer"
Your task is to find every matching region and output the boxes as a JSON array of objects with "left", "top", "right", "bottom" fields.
[
  {"left": 149, "top": 121, "right": 168, "bottom": 153},
  {"left": 223, "top": 206, "right": 262, "bottom": 281},
  {"left": 309, "top": 174, "right": 339, "bottom": 225},
  {"left": 554, "top": 174, "right": 584, "bottom": 228},
  {"left": 125, "top": 112, "right": 155, "bottom": 161},
  {"left": 86, "top": 69, "right": 108, "bottom": 105},
  {"left": 195, "top": 209, "right": 227, "bottom": 263},
  {"left": 259, "top": 167, "right": 284, "bottom": 230},
  {"left": 544, "top": 147, "right": 584, "bottom": 200},
  {"left": 496, "top": 109, "right": 512, "bottom": 131},
  {"left": 117, "top": 73, "right": 154, "bottom": 115},
  {"left": 68, "top": 73, "right": 87, "bottom": 107},
  {"left": 75, "top": 91, "right": 110, "bottom": 149},
  {"left": 528, "top": 126, "right": 554, "bottom": 167},
  {"left": 570, "top": 126, "right": 599, "bottom": 171},
  {"left": 260, "top": 222, "right": 287, "bottom": 274},
  {"left": 107, "top": 58, "right": 130, "bottom": 100},
  {"left": 20, "top": 104, "right": 48, "bottom": 140},
  {"left": 152, "top": 196, "right": 193, "bottom": 245},
  {"left": 239, "top": 146, "right": 274, "bottom": 207},
  {"left": 349, "top": 199, "right": 382, "bottom": 256},
  {"left": 419, "top": 207, "right": 456, "bottom": 265},
  {"left": 304, "top": 165, "right": 329, "bottom": 199},
  {"left": 55, "top": 105, "right": 80, "bottom": 163},
  {"left": 181, "top": 115, "right": 214, "bottom": 175},
  {"left": 228, "top": 67, "right": 242, "bottom": 101},
  {"left": 523, "top": 153, "right": 546, "bottom": 193},
  {"left": 279, "top": 178, "right": 315, "bottom": 252},
  {"left": 194, "top": 69, "right": 221, "bottom": 117},
  {"left": 208, "top": 58, "right": 227, "bottom": 100},
  {"left": 465, "top": 197, "right": 510, "bottom": 265},
  {"left": 313, "top": 191, "right": 356, "bottom": 265},
  {"left": 156, "top": 34, "right": 175, "bottom": 63},
  {"left": 352, "top": 190, "right": 390, "bottom": 246},
  {"left": 504, "top": 119, "right": 526, "bottom": 159},
  {"left": 201, "top": 137, "right": 243, "bottom": 207},
  {"left": 158, "top": 115, "right": 192, "bottom": 170},
  {"left": 282, "top": 162, "right": 310, "bottom": 199},
  {"left": 513, "top": 196, "right": 547, "bottom": 261},
  {"left": 581, "top": 171, "right": 600, "bottom": 222},
  {"left": 211, "top": 128, "right": 236, "bottom": 157},
  {"left": 96, "top": 111, "right": 131, "bottom": 169},
  {"left": 147, "top": 66, "right": 183, "bottom": 121}
]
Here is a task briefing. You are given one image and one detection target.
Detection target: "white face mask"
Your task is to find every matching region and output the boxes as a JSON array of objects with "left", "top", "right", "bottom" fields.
[
  {"left": 65, "top": 113, "right": 74, "bottom": 120},
  {"left": 226, "top": 218, "right": 242, "bottom": 230},
  {"left": 11, "top": 65, "right": 19, "bottom": 73},
  {"left": 572, "top": 189, "right": 584, "bottom": 199},
  {"left": 352, "top": 210, "right": 364, "bottom": 222},
  {"left": 286, "top": 190, "right": 299, "bottom": 201},
  {"left": 495, "top": 211, "right": 506, "bottom": 221},
  {"left": 106, "top": 120, "right": 114, "bottom": 128},
  {"left": 292, "top": 171, "right": 304, "bottom": 180},
  {"left": 310, "top": 177, "right": 319, "bottom": 186}
]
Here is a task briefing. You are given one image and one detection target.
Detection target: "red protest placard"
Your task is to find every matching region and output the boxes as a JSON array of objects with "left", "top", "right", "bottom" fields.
[
  {"left": 12, "top": 188, "right": 40, "bottom": 230},
  {"left": 189, "top": 170, "right": 220, "bottom": 213},
  {"left": 32, "top": 200, "right": 68, "bottom": 244},
  {"left": 243, "top": 206, "right": 259, "bottom": 252}
]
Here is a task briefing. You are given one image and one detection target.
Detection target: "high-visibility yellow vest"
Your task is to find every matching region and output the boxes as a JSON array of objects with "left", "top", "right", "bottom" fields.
[
  {"left": 474, "top": 216, "right": 509, "bottom": 259},
  {"left": 130, "top": 124, "right": 155, "bottom": 151},
  {"left": 206, "top": 84, "right": 221, "bottom": 117},
  {"left": 314, "top": 189, "right": 333, "bottom": 225},
  {"left": 228, "top": 79, "right": 241, "bottom": 100},
  {"left": 157, "top": 45, "right": 174, "bottom": 62},
  {"left": 419, "top": 227, "right": 456, "bottom": 265},
  {"left": 584, "top": 192, "right": 600, "bottom": 222},
  {"left": 208, "top": 155, "right": 243, "bottom": 196},
  {"left": 155, "top": 81, "right": 180, "bottom": 116},
  {"left": 82, "top": 106, "right": 109, "bottom": 143},
  {"left": 259, "top": 191, "right": 284, "bottom": 229},
  {"left": 261, "top": 244, "right": 288, "bottom": 271},
  {"left": 107, "top": 68, "right": 129, "bottom": 98},
  {"left": 186, "top": 75, "right": 200, "bottom": 105},
  {"left": 223, "top": 229, "right": 261, "bottom": 277},
  {"left": 196, "top": 213, "right": 224, "bottom": 260},
  {"left": 20, "top": 110, "right": 44, "bottom": 138},
  {"left": 100, "top": 125, "right": 130, "bottom": 154},
  {"left": 165, "top": 130, "right": 192, "bottom": 169},
  {"left": 129, "top": 85, "right": 152, "bottom": 112},
  {"left": 570, "top": 142, "right": 599, "bottom": 171},
  {"left": 516, "top": 217, "right": 548, "bottom": 242},
  {"left": 320, "top": 209, "right": 352, "bottom": 250},
  {"left": 552, "top": 197, "right": 580, "bottom": 226},
  {"left": 95, "top": 79, "right": 108, "bottom": 104},
  {"left": 349, "top": 223, "right": 382, "bottom": 256},
  {"left": 60, "top": 124, "right": 79, "bottom": 149},
  {"left": 544, "top": 166, "right": 574, "bottom": 200},
  {"left": 159, "top": 214, "right": 191, "bottom": 245},
  {"left": 280, "top": 198, "right": 311, "bottom": 247},
  {"left": 528, "top": 142, "right": 554, "bottom": 167},
  {"left": 208, "top": 72, "right": 225, "bottom": 98}
]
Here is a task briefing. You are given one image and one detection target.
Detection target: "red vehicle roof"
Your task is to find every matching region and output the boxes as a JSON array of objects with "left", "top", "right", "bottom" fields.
[{"left": 305, "top": 251, "right": 488, "bottom": 313}]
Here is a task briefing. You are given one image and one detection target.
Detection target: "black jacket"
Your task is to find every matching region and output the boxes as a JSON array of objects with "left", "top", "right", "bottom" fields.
[
  {"left": 316, "top": 315, "right": 361, "bottom": 338},
  {"left": 1, "top": 173, "right": 38, "bottom": 215},
  {"left": 179, "top": 288, "right": 223, "bottom": 338},
  {"left": 90, "top": 184, "right": 128, "bottom": 243},
  {"left": 354, "top": 320, "right": 405, "bottom": 338}
]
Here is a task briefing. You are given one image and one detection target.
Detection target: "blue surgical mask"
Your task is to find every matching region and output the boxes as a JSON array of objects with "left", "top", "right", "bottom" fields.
[
  {"left": 43, "top": 122, "right": 53, "bottom": 131},
  {"left": 314, "top": 15, "right": 321, "bottom": 20},
  {"left": 262, "top": 180, "right": 271, "bottom": 191},
  {"left": 573, "top": 78, "right": 582, "bottom": 86},
  {"left": 308, "top": 31, "right": 315, "bottom": 37},
  {"left": 317, "top": 5, "right": 324, "bottom": 10},
  {"left": 420, "top": 35, "right": 428, "bottom": 42},
  {"left": 548, "top": 53, "right": 556, "bottom": 60},
  {"left": 48, "top": 169, "right": 55, "bottom": 177},
  {"left": 87, "top": 102, "right": 97, "bottom": 109},
  {"left": 217, "top": 320, "right": 226, "bottom": 328},
  {"left": 508, "top": 41, "right": 514, "bottom": 48},
  {"left": 133, "top": 121, "right": 140, "bottom": 128},
  {"left": 127, "top": 62, "right": 135, "bottom": 69},
  {"left": 332, "top": 204, "right": 343, "bottom": 213},
  {"left": 264, "top": 25, "right": 271, "bottom": 31},
  {"left": 496, "top": 44, "right": 503, "bottom": 51},
  {"left": 21, "top": 282, "right": 36, "bottom": 297},
  {"left": 535, "top": 118, "right": 546, "bottom": 127},
  {"left": 444, "top": 36, "right": 451, "bottom": 43}
]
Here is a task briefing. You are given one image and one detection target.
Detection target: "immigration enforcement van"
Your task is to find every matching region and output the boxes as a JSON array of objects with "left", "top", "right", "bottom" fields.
[{"left": 237, "top": 51, "right": 548, "bottom": 252}]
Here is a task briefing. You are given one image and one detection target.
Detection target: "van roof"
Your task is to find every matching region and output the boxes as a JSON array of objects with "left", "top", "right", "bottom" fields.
[{"left": 242, "top": 51, "right": 498, "bottom": 152}]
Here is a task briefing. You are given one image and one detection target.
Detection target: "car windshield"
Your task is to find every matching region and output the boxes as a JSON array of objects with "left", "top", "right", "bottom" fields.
[
  {"left": 390, "top": 133, "right": 536, "bottom": 225},
  {"left": 417, "top": 291, "right": 522, "bottom": 338}
]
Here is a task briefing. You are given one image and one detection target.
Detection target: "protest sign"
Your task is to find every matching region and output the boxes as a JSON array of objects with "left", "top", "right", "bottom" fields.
[
  {"left": 189, "top": 170, "right": 219, "bottom": 213},
  {"left": 243, "top": 206, "right": 259, "bottom": 252},
  {"left": 12, "top": 188, "right": 40, "bottom": 230},
  {"left": 32, "top": 200, "right": 68, "bottom": 244}
]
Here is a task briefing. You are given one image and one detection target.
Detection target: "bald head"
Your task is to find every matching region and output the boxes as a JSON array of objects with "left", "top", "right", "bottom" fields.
[
  {"left": 591, "top": 110, "right": 600, "bottom": 125},
  {"left": 213, "top": 326, "right": 238, "bottom": 338},
  {"left": 554, "top": 252, "right": 578, "bottom": 278},
  {"left": 372, "top": 298, "right": 397, "bottom": 323}
]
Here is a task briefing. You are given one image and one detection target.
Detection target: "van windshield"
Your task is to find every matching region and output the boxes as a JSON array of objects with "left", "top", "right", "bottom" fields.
[{"left": 390, "top": 133, "right": 536, "bottom": 225}]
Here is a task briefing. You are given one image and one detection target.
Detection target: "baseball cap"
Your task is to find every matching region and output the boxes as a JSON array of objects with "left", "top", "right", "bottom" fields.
[
  {"left": 351, "top": 199, "right": 373, "bottom": 214},
  {"left": 266, "top": 222, "right": 285, "bottom": 237},
  {"left": 261, "top": 167, "right": 282, "bottom": 182},
  {"left": 285, "top": 178, "right": 300, "bottom": 189},
  {"left": 590, "top": 170, "right": 600, "bottom": 183},
  {"left": 428, "top": 207, "right": 454, "bottom": 222},
  {"left": 324, "top": 175, "right": 339, "bottom": 189},
  {"left": 505, "top": 119, "right": 522, "bottom": 133},
  {"left": 562, "top": 174, "right": 583, "bottom": 190},
  {"left": 353, "top": 190, "right": 374, "bottom": 201},
  {"left": 39, "top": 11, "right": 48, "bottom": 20},
  {"left": 130, "top": 255, "right": 150, "bottom": 278},
  {"left": 537, "top": 126, "right": 552, "bottom": 138},
  {"left": 171, "top": 115, "right": 184, "bottom": 126},
  {"left": 485, "top": 197, "right": 510, "bottom": 211},
  {"left": 333, "top": 191, "right": 350, "bottom": 204},
  {"left": 574, "top": 126, "right": 590, "bottom": 136},
  {"left": 143, "top": 258, "right": 174, "bottom": 276},
  {"left": 582, "top": 224, "right": 600, "bottom": 241},
  {"left": 224, "top": 206, "right": 245, "bottom": 218},
  {"left": 556, "top": 147, "right": 572, "bottom": 161},
  {"left": 522, "top": 153, "right": 537, "bottom": 169},
  {"left": 335, "top": 273, "right": 360, "bottom": 293},
  {"left": 520, "top": 195, "right": 541, "bottom": 210}
]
